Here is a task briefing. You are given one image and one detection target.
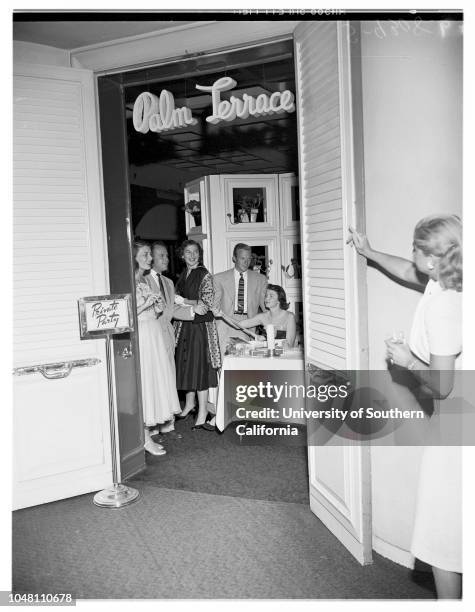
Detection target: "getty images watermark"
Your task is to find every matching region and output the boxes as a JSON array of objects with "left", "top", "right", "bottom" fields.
[{"left": 223, "top": 370, "right": 475, "bottom": 446}]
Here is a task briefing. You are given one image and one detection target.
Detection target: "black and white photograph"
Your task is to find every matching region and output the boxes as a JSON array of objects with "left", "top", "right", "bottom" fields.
[{"left": 5, "top": 4, "right": 474, "bottom": 608}]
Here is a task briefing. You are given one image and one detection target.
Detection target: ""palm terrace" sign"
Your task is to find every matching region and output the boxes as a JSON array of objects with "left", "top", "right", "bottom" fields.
[{"left": 133, "top": 77, "right": 295, "bottom": 134}]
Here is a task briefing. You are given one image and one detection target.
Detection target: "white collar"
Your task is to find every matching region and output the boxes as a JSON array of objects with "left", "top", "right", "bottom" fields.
[{"left": 234, "top": 268, "right": 248, "bottom": 277}]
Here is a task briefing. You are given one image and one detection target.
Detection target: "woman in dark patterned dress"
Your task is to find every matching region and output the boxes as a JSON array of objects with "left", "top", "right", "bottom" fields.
[{"left": 174, "top": 240, "right": 221, "bottom": 430}]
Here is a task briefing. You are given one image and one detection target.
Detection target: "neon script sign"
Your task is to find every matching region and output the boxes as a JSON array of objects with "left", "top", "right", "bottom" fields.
[{"left": 133, "top": 77, "right": 295, "bottom": 134}]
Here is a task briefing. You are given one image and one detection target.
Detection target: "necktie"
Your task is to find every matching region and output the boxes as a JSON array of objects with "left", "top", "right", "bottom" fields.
[
  {"left": 158, "top": 274, "right": 167, "bottom": 305},
  {"left": 237, "top": 273, "right": 244, "bottom": 313}
]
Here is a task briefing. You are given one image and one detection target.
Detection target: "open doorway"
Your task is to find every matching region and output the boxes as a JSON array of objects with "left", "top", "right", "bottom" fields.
[
  {"left": 98, "top": 38, "right": 308, "bottom": 501},
  {"left": 123, "top": 41, "right": 299, "bottom": 281}
]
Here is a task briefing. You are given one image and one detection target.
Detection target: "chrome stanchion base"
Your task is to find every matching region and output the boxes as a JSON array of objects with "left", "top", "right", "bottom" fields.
[{"left": 93, "top": 483, "right": 140, "bottom": 508}]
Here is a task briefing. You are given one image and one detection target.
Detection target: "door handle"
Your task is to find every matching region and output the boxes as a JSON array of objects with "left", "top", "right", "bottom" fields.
[
  {"left": 120, "top": 346, "right": 133, "bottom": 359},
  {"left": 13, "top": 358, "right": 101, "bottom": 379}
]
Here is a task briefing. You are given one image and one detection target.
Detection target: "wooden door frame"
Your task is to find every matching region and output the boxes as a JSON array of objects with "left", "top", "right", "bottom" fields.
[
  {"left": 93, "top": 30, "right": 303, "bottom": 482},
  {"left": 97, "top": 75, "right": 145, "bottom": 480}
]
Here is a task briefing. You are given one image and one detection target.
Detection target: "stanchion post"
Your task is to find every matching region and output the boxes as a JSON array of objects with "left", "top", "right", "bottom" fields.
[{"left": 93, "top": 335, "right": 140, "bottom": 508}]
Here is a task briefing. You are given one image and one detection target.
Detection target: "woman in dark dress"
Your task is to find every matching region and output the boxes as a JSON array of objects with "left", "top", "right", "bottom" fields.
[{"left": 174, "top": 240, "right": 221, "bottom": 430}]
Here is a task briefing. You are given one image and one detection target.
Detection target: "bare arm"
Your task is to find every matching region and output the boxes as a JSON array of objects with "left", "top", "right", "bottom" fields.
[
  {"left": 137, "top": 296, "right": 154, "bottom": 315},
  {"left": 386, "top": 342, "right": 456, "bottom": 399},
  {"left": 235, "top": 313, "right": 265, "bottom": 329},
  {"left": 347, "top": 227, "right": 425, "bottom": 288},
  {"left": 136, "top": 289, "right": 162, "bottom": 315},
  {"left": 285, "top": 313, "right": 297, "bottom": 348}
]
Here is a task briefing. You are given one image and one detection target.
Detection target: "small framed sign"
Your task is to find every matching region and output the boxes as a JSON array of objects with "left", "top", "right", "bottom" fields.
[{"left": 78, "top": 294, "right": 134, "bottom": 339}]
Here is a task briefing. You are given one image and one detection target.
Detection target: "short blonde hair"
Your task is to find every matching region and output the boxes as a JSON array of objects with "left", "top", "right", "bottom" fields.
[{"left": 413, "top": 214, "right": 462, "bottom": 291}]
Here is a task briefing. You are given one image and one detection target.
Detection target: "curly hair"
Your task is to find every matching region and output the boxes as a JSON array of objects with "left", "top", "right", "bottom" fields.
[
  {"left": 267, "top": 284, "right": 290, "bottom": 310},
  {"left": 413, "top": 214, "right": 462, "bottom": 291},
  {"left": 177, "top": 239, "right": 203, "bottom": 264}
]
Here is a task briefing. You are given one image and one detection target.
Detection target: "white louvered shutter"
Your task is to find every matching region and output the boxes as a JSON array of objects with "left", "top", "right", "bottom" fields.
[
  {"left": 13, "top": 64, "right": 112, "bottom": 510},
  {"left": 295, "top": 21, "right": 363, "bottom": 371},
  {"left": 13, "top": 68, "right": 106, "bottom": 366},
  {"left": 294, "top": 22, "right": 372, "bottom": 566}
]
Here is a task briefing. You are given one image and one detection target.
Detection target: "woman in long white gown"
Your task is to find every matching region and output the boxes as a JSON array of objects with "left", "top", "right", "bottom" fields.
[
  {"left": 134, "top": 240, "right": 182, "bottom": 455},
  {"left": 348, "top": 215, "right": 462, "bottom": 599}
]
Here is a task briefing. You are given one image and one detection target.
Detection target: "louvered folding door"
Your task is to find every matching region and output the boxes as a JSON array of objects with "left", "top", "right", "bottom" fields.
[
  {"left": 13, "top": 64, "right": 113, "bottom": 509},
  {"left": 294, "top": 22, "right": 372, "bottom": 564}
]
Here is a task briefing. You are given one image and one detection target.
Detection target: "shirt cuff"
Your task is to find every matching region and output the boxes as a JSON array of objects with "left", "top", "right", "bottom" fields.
[{"left": 189, "top": 306, "right": 195, "bottom": 318}]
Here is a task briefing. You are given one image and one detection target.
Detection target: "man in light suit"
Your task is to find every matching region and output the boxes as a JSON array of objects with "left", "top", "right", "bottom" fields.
[
  {"left": 147, "top": 241, "right": 205, "bottom": 436},
  {"left": 213, "top": 243, "right": 267, "bottom": 356}
]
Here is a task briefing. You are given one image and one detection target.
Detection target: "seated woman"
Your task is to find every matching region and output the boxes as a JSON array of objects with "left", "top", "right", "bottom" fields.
[{"left": 228, "top": 284, "right": 297, "bottom": 347}]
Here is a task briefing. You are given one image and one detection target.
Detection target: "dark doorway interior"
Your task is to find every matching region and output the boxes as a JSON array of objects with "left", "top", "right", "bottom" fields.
[
  {"left": 96, "top": 39, "right": 301, "bottom": 482},
  {"left": 122, "top": 40, "right": 298, "bottom": 280}
]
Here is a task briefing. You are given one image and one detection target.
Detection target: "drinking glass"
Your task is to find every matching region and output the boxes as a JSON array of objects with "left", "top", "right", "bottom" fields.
[{"left": 386, "top": 330, "right": 405, "bottom": 344}]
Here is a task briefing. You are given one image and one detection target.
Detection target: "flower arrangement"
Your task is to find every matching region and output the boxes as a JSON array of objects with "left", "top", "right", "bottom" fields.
[
  {"left": 184, "top": 199, "right": 201, "bottom": 214},
  {"left": 236, "top": 192, "right": 263, "bottom": 223},
  {"left": 183, "top": 199, "right": 201, "bottom": 226},
  {"left": 236, "top": 193, "right": 263, "bottom": 214}
]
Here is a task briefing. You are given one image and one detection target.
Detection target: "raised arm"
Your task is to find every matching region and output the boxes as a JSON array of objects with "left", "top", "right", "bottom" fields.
[{"left": 347, "top": 227, "right": 425, "bottom": 289}]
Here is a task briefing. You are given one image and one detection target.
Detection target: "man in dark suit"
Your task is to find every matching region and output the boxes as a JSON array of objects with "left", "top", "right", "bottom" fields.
[{"left": 213, "top": 243, "right": 267, "bottom": 356}]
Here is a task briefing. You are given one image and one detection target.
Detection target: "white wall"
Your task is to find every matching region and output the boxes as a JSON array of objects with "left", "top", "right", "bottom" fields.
[
  {"left": 13, "top": 41, "right": 70, "bottom": 67},
  {"left": 360, "top": 21, "right": 462, "bottom": 565}
]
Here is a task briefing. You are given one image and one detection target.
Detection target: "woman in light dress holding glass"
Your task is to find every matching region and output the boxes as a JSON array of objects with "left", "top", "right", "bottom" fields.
[
  {"left": 348, "top": 214, "right": 462, "bottom": 599},
  {"left": 134, "top": 240, "right": 182, "bottom": 455}
]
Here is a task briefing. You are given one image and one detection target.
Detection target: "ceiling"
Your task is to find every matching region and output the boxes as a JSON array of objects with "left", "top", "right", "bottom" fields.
[{"left": 12, "top": 19, "right": 195, "bottom": 50}]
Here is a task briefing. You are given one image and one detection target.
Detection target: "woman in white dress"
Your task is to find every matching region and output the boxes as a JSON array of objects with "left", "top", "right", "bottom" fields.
[
  {"left": 134, "top": 240, "right": 182, "bottom": 455},
  {"left": 348, "top": 215, "right": 462, "bottom": 599}
]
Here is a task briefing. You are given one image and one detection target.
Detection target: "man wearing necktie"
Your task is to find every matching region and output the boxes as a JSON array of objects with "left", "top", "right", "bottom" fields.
[
  {"left": 214, "top": 243, "right": 267, "bottom": 356},
  {"left": 147, "top": 242, "right": 205, "bottom": 436}
]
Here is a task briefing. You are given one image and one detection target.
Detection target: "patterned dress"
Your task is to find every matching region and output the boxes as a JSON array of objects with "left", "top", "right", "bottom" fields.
[{"left": 174, "top": 266, "right": 221, "bottom": 391}]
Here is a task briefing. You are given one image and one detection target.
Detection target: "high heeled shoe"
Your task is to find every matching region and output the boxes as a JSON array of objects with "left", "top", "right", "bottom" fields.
[
  {"left": 191, "top": 422, "right": 215, "bottom": 431},
  {"left": 176, "top": 407, "right": 197, "bottom": 421}
]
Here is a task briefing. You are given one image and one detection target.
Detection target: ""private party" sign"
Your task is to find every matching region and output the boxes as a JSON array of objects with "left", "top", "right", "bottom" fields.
[{"left": 133, "top": 77, "right": 295, "bottom": 134}]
